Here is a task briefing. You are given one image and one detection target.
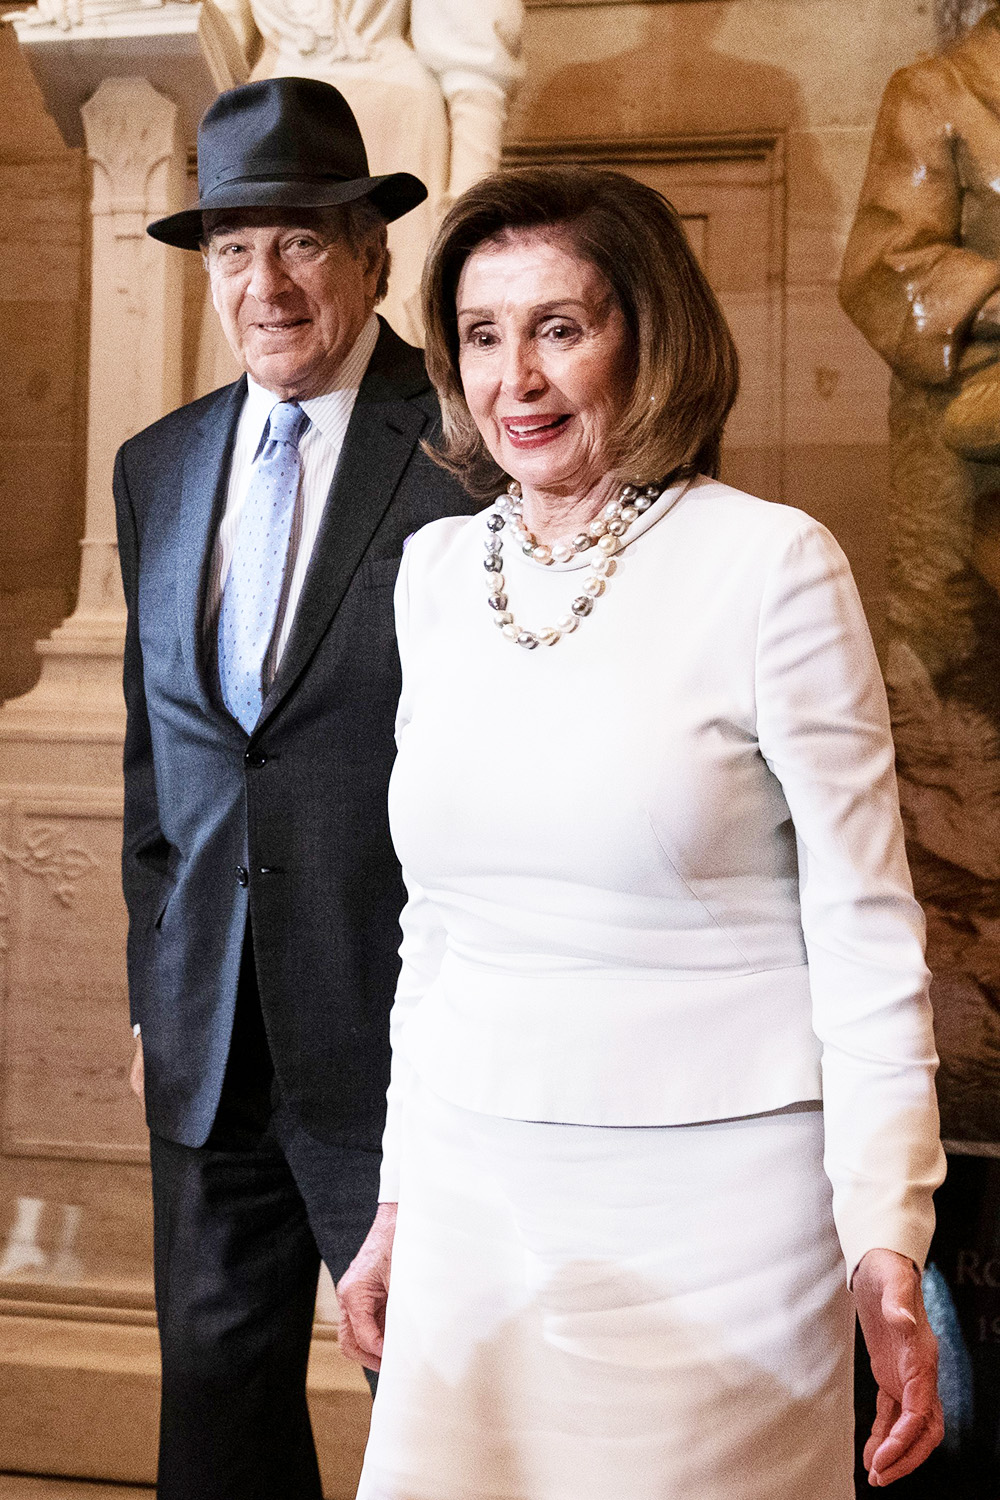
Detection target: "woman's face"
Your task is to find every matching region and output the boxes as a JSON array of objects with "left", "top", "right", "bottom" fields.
[{"left": 456, "top": 229, "right": 632, "bottom": 501}]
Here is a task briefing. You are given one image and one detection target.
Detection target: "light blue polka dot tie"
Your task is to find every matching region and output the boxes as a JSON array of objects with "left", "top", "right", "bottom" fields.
[{"left": 218, "top": 401, "right": 309, "bottom": 733}]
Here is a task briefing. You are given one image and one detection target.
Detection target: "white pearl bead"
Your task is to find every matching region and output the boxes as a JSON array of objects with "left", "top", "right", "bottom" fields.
[
  {"left": 532, "top": 545, "right": 553, "bottom": 565},
  {"left": 538, "top": 627, "right": 561, "bottom": 646},
  {"left": 588, "top": 518, "right": 608, "bottom": 539},
  {"left": 494, "top": 610, "right": 513, "bottom": 626},
  {"left": 556, "top": 613, "right": 579, "bottom": 633},
  {"left": 583, "top": 576, "right": 605, "bottom": 597},
  {"left": 552, "top": 542, "right": 574, "bottom": 564},
  {"left": 487, "top": 572, "right": 505, "bottom": 593},
  {"left": 603, "top": 499, "right": 623, "bottom": 520},
  {"left": 501, "top": 622, "right": 519, "bottom": 640},
  {"left": 598, "top": 534, "right": 619, "bottom": 554},
  {"left": 591, "top": 555, "right": 616, "bottom": 577},
  {"left": 620, "top": 505, "right": 639, "bottom": 523}
]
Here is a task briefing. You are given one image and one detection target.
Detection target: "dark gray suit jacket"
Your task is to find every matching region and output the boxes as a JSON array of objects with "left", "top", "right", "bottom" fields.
[{"left": 114, "top": 320, "right": 472, "bottom": 1149}]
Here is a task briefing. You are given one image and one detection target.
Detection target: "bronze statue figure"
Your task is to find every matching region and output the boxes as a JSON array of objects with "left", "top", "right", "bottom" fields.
[{"left": 841, "top": 4, "right": 1000, "bottom": 1146}]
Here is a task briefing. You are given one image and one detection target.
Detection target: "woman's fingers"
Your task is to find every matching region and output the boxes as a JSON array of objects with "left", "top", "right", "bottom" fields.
[
  {"left": 863, "top": 1389, "right": 897, "bottom": 1472},
  {"left": 853, "top": 1249, "right": 943, "bottom": 1486},
  {"left": 869, "top": 1402, "right": 944, "bottom": 1486},
  {"left": 868, "top": 1367, "right": 943, "bottom": 1485}
]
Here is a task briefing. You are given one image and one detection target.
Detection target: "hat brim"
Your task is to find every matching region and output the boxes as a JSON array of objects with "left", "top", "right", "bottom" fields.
[{"left": 146, "top": 171, "right": 428, "bottom": 251}]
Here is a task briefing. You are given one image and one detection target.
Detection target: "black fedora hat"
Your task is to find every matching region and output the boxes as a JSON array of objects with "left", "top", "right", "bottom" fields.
[{"left": 147, "top": 76, "right": 428, "bottom": 251}]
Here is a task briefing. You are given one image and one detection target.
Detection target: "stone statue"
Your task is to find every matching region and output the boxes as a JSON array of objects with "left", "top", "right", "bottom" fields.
[
  {"left": 840, "top": 5, "right": 1000, "bottom": 1146},
  {"left": 203, "top": 0, "right": 523, "bottom": 358}
]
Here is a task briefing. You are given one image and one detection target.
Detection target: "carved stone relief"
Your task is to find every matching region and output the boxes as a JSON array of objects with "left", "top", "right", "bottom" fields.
[{"left": 0, "top": 796, "right": 138, "bottom": 1163}]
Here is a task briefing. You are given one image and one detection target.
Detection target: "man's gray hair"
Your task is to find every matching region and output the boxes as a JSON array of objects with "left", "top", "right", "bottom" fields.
[{"left": 315, "top": 200, "right": 391, "bottom": 304}]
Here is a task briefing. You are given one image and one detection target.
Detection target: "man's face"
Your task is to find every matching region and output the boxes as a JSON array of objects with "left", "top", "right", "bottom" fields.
[{"left": 204, "top": 207, "right": 382, "bottom": 400}]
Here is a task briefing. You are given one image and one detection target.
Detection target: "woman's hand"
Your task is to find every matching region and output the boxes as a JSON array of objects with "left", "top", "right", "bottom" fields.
[
  {"left": 853, "top": 1247, "right": 943, "bottom": 1486},
  {"left": 336, "top": 1202, "right": 397, "bottom": 1372}
]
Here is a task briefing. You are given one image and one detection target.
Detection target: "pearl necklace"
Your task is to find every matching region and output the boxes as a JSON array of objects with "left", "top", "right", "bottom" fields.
[{"left": 485, "top": 480, "right": 662, "bottom": 648}]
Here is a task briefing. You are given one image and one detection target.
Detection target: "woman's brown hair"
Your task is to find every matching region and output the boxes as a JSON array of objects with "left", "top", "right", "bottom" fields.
[{"left": 421, "top": 164, "right": 740, "bottom": 501}]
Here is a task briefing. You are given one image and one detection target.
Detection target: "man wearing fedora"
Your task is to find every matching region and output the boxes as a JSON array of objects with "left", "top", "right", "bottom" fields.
[{"left": 113, "top": 76, "right": 471, "bottom": 1498}]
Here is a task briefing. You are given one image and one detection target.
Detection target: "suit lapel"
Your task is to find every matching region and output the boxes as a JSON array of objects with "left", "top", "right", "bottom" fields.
[
  {"left": 256, "top": 323, "right": 431, "bottom": 728},
  {"left": 176, "top": 377, "right": 247, "bottom": 716}
]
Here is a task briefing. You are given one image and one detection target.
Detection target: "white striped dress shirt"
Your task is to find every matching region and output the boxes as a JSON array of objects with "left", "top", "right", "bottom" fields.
[{"left": 203, "top": 312, "right": 380, "bottom": 680}]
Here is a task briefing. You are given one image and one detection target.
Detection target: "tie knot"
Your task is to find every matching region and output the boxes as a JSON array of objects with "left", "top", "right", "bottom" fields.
[{"left": 266, "top": 401, "right": 308, "bottom": 449}]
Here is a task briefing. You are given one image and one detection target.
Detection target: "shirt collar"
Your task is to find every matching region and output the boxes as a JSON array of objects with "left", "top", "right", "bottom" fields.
[{"left": 244, "top": 311, "right": 381, "bottom": 447}]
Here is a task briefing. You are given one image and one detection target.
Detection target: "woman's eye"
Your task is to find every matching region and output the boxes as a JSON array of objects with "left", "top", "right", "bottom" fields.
[
  {"left": 463, "top": 328, "right": 497, "bottom": 349},
  {"left": 544, "top": 322, "right": 577, "bottom": 341}
]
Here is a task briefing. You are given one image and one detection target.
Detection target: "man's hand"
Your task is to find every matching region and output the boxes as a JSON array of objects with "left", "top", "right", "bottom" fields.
[
  {"left": 854, "top": 1248, "right": 943, "bottom": 1486},
  {"left": 130, "top": 1035, "right": 145, "bottom": 1103},
  {"left": 336, "top": 1202, "right": 397, "bottom": 1372}
]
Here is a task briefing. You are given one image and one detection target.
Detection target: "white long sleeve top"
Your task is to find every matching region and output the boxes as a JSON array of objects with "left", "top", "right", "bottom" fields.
[{"left": 381, "top": 476, "right": 946, "bottom": 1278}]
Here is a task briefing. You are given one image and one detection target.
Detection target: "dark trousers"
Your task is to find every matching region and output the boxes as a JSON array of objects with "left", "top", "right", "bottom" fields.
[{"left": 149, "top": 935, "right": 381, "bottom": 1500}]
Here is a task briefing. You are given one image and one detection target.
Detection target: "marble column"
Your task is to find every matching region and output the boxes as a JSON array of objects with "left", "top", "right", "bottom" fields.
[{"left": 2, "top": 75, "right": 184, "bottom": 739}]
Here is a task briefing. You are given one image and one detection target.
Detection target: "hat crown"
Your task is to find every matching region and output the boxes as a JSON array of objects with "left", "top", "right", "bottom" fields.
[
  {"left": 198, "top": 78, "right": 371, "bottom": 199},
  {"left": 146, "top": 73, "right": 427, "bottom": 250}
]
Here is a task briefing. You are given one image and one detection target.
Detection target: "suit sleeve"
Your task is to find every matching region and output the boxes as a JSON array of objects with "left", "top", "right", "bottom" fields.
[
  {"left": 378, "top": 539, "right": 448, "bottom": 1202},
  {"left": 114, "top": 445, "right": 170, "bottom": 1031},
  {"left": 754, "top": 519, "right": 945, "bottom": 1280},
  {"left": 839, "top": 60, "right": 1000, "bottom": 387}
]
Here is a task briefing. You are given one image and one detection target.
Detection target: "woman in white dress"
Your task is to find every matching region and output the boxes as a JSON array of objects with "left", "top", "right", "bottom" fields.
[{"left": 338, "top": 166, "right": 947, "bottom": 1498}]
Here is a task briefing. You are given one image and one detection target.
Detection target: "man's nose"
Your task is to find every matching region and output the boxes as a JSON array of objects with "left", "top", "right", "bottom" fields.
[{"left": 246, "top": 250, "right": 293, "bottom": 302}]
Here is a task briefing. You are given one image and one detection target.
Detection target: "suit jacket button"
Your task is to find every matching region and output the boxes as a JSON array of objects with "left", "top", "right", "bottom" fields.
[
  {"left": 235, "top": 865, "right": 249, "bottom": 887},
  {"left": 244, "top": 751, "right": 267, "bottom": 768}
]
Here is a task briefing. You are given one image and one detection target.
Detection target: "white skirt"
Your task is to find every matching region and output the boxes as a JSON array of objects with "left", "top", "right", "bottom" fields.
[{"left": 357, "top": 1079, "right": 855, "bottom": 1500}]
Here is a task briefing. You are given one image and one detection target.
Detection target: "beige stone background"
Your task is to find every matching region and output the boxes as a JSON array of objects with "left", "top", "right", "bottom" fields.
[{"left": 0, "top": 0, "right": 940, "bottom": 1492}]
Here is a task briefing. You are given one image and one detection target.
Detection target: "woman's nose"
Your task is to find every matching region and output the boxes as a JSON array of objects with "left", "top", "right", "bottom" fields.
[{"left": 500, "top": 341, "right": 545, "bottom": 400}]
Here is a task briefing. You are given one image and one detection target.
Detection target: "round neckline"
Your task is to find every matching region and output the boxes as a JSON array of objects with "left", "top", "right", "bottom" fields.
[{"left": 495, "top": 476, "right": 695, "bottom": 572}]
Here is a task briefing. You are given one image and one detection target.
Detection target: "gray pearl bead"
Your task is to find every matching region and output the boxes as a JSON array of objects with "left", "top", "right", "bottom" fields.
[
  {"left": 607, "top": 518, "right": 627, "bottom": 536},
  {"left": 573, "top": 534, "right": 593, "bottom": 551},
  {"left": 487, "top": 513, "right": 506, "bottom": 532},
  {"left": 571, "top": 595, "right": 594, "bottom": 617},
  {"left": 621, "top": 484, "right": 638, "bottom": 500},
  {"left": 516, "top": 632, "right": 539, "bottom": 649},
  {"left": 484, "top": 555, "right": 503, "bottom": 572},
  {"left": 488, "top": 593, "right": 509, "bottom": 611}
]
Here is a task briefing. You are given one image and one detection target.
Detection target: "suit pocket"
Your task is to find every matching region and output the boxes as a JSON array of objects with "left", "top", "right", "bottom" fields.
[{"left": 360, "top": 555, "right": 402, "bottom": 589}]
